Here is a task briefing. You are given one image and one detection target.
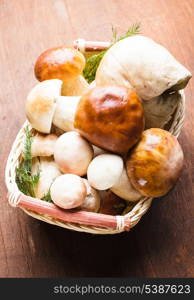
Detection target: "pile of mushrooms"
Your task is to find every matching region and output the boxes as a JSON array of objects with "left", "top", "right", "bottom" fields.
[{"left": 21, "top": 38, "right": 191, "bottom": 215}]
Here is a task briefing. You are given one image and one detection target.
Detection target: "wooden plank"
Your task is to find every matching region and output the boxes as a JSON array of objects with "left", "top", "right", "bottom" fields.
[{"left": 0, "top": 0, "right": 194, "bottom": 277}]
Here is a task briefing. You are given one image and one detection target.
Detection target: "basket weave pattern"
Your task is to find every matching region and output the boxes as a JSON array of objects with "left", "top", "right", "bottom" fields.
[{"left": 5, "top": 91, "right": 185, "bottom": 234}]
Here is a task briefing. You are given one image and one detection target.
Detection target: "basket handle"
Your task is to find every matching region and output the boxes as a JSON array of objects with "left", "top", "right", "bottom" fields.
[
  {"left": 12, "top": 194, "right": 130, "bottom": 231},
  {"left": 73, "top": 39, "right": 110, "bottom": 53}
]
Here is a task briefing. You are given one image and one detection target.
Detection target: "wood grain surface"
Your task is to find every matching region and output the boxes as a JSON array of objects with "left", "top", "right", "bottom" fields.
[{"left": 0, "top": 0, "right": 194, "bottom": 278}]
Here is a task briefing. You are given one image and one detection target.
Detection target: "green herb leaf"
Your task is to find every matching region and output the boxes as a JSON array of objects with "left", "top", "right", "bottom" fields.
[
  {"left": 83, "top": 50, "right": 106, "bottom": 84},
  {"left": 16, "top": 127, "right": 40, "bottom": 197},
  {"left": 114, "top": 23, "right": 140, "bottom": 43},
  {"left": 42, "top": 190, "right": 53, "bottom": 203},
  {"left": 83, "top": 23, "right": 141, "bottom": 83}
]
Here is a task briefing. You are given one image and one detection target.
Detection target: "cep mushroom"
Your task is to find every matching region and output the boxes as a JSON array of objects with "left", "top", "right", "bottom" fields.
[
  {"left": 30, "top": 133, "right": 58, "bottom": 157},
  {"left": 96, "top": 35, "right": 191, "bottom": 100},
  {"left": 31, "top": 157, "right": 61, "bottom": 199},
  {"left": 50, "top": 174, "right": 87, "bottom": 209},
  {"left": 26, "top": 80, "right": 82, "bottom": 133},
  {"left": 74, "top": 85, "right": 144, "bottom": 154},
  {"left": 87, "top": 153, "right": 123, "bottom": 190},
  {"left": 54, "top": 131, "right": 93, "bottom": 176},
  {"left": 80, "top": 179, "right": 101, "bottom": 212},
  {"left": 25, "top": 79, "right": 62, "bottom": 133},
  {"left": 126, "top": 128, "right": 184, "bottom": 197},
  {"left": 111, "top": 167, "right": 142, "bottom": 202},
  {"left": 34, "top": 47, "right": 89, "bottom": 96}
]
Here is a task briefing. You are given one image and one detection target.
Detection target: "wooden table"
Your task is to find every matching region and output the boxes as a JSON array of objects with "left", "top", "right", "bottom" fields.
[{"left": 0, "top": 0, "right": 194, "bottom": 278}]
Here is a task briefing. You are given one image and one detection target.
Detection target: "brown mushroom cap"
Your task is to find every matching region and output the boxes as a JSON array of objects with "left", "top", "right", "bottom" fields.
[
  {"left": 126, "top": 128, "right": 184, "bottom": 197},
  {"left": 74, "top": 85, "right": 144, "bottom": 153},
  {"left": 34, "top": 47, "right": 85, "bottom": 82}
]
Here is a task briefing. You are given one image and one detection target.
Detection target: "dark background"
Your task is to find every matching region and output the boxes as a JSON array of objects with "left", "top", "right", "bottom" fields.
[{"left": 0, "top": 0, "right": 194, "bottom": 277}]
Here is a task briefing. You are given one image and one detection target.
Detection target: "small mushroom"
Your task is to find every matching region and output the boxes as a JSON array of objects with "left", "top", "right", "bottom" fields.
[
  {"left": 126, "top": 128, "right": 184, "bottom": 197},
  {"left": 80, "top": 179, "right": 101, "bottom": 212},
  {"left": 32, "top": 157, "right": 61, "bottom": 199},
  {"left": 111, "top": 168, "right": 142, "bottom": 202},
  {"left": 52, "top": 96, "right": 80, "bottom": 131},
  {"left": 30, "top": 133, "right": 58, "bottom": 157},
  {"left": 87, "top": 154, "right": 123, "bottom": 190},
  {"left": 50, "top": 174, "right": 87, "bottom": 209},
  {"left": 25, "top": 79, "right": 62, "bottom": 133},
  {"left": 34, "top": 47, "right": 89, "bottom": 96},
  {"left": 54, "top": 131, "right": 93, "bottom": 176}
]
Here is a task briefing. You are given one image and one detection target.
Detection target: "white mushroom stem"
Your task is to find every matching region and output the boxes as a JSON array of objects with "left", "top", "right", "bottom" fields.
[
  {"left": 31, "top": 157, "right": 61, "bottom": 199},
  {"left": 62, "top": 75, "right": 89, "bottom": 96},
  {"left": 52, "top": 96, "right": 80, "bottom": 132},
  {"left": 30, "top": 133, "right": 58, "bottom": 157},
  {"left": 111, "top": 168, "right": 142, "bottom": 202},
  {"left": 81, "top": 179, "right": 101, "bottom": 212}
]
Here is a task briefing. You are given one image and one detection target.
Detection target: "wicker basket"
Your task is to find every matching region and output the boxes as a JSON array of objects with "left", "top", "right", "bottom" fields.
[{"left": 4, "top": 39, "right": 186, "bottom": 234}]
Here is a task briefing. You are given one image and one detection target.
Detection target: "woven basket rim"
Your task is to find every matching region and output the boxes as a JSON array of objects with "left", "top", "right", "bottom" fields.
[{"left": 5, "top": 91, "right": 185, "bottom": 234}]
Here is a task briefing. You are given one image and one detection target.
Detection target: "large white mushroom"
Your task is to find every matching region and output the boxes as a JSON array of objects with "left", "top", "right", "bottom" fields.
[
  {"left": 111, "top": 168, "right": 142, "bottom": 202},
  {"left": 96, "top": 35, "right": 191, "bottom": 100},
  {"left": 50, "top": 174, "right": 87, "bottom": 209},
  {"left": 25, "top": 79, "right": 62, "bottom": 133},
  {"left": 54, "top": 131, "right": 93, "bottom": 176},
  {"left": 87, "top": 153, "right": 123, "bottom": 190}
]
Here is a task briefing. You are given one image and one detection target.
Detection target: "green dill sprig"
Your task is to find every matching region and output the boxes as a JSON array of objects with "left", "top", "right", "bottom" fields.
[
  {"left": 83, "top": 50, "right": 106, "bottom": 84},
  {"left": 83, "top": 23, "right": 140, "bottom": 83},
  {"left": 16, "top": 127, "right": 40, "bottom": 197},
  {"left": 42, "top": 190, "right": 53, "bottom": 203},
  {"left": 112, "top": 23, "right": 141, "bottom": 43}
]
